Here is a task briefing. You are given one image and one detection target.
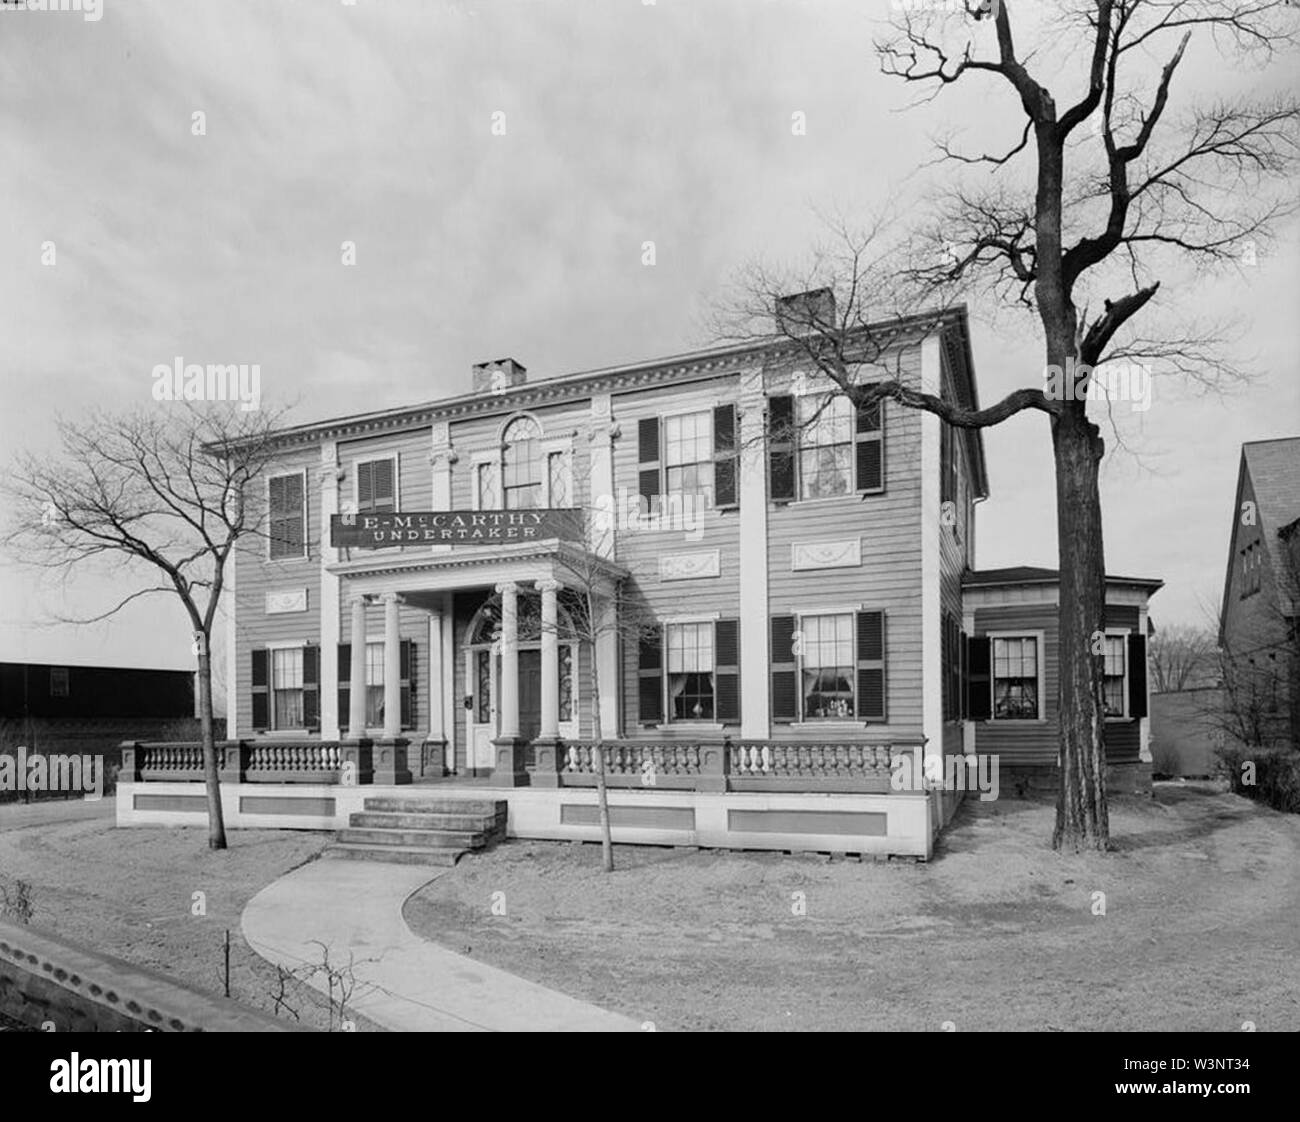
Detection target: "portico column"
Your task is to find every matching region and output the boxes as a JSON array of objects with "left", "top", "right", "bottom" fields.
[
  {"left": 382, "top": 592, "right": 402, "bottom": 740},
  {"left": 348, "top": 596, "right": 367, "bottom": 738},
  {"left": 341, "top": 594, "right": 374, "bottom": 786},
  {"left": 496, "top": 582, "right": 520, "bottom": 739},
  {"left": 537, "top": 579, "right": 561, "bottom": 740},
  {"left": 491, "top": 580, "right": 528, "bottom": 787}
]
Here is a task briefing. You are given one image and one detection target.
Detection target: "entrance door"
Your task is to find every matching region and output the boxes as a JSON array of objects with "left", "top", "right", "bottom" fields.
[{"left": 518, "top": 649, "right": 542, "bottom": 741}]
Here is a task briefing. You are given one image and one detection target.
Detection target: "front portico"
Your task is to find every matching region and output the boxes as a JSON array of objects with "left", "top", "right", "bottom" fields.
[{"left": 326, "top": 540, "right": 625, "bottom": 787}]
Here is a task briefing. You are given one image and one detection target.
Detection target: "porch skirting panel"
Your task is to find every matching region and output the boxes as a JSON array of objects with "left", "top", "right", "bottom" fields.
[{"left": 116, "top": 783, "right": 935, "bottom": 859}]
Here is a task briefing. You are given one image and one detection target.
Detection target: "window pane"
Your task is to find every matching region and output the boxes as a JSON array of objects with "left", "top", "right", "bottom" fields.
[{"left": 799, "top": 613, "right": 855, "bottom": 718}]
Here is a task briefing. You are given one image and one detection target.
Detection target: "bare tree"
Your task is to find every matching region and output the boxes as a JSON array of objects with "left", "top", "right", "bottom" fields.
[
  {"left": 716, "top": 0, "right": 1298, "bottom": 851},
  {"left": 1148, "top": 621, "right": 1217, "bottom": 692},
  {"left": 2, "top": 403, "right": 292, "bottom": 849}
]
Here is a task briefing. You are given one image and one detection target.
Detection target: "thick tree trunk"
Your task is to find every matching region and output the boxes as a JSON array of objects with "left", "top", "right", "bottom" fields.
[
  {"left": 586, "top": 635, "right": 614, "bottom": 872},
  {"left": 196, "top": 642, "right": 228, "bottom": 850},
  {"left": 1051, "top": 405, "right": 1109, "bottom": 851}
]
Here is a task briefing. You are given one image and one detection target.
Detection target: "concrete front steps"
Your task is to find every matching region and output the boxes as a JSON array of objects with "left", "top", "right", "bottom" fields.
[{"left": 323, "top": 796, "right": 507, "bottom": 868}]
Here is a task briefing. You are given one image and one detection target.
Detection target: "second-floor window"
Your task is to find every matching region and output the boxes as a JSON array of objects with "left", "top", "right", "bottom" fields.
[
  {"left": 664, "top": 412, "right": 714, "bottom": 507},
  {"left": 268, "top": 471, "right": 306, "bottom": 560},
  {"left": 503, "top": 416, "right": 543, "bottom": 509},
  {"left": 356, "top": 457, "right": 397, "bottom": 514},
  {"left": 796, "top": 394, "right": 853, "bottom": 500}
]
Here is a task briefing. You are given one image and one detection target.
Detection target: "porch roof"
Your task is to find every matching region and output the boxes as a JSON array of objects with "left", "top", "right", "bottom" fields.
[{"left": 326, "top": 539, "right": 628, "bottom": 592}]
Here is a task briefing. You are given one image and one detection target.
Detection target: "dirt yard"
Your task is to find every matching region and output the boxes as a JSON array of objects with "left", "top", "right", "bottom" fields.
[
  {"left": 0, "top": 802, "right": 382, "bottom": 1031},
  {"left": 404, "top": 783, "right": 1300, "bottom": 1031}
]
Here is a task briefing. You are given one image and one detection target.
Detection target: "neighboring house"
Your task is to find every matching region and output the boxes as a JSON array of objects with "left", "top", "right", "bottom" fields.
[
  {"left": 1218, "top": 438, "right": 1300, "bottom": 750},
  {"left": 0, "top": 662, "right": 202, "bottom": 793},
  {"left": 118, "top": 295, "right": 1160, "bottom": 857}
]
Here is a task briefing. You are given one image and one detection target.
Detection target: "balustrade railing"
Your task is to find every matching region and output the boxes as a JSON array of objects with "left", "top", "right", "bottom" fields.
[{"left": 121, "top": 740, "right": 343, "bottom": 784}]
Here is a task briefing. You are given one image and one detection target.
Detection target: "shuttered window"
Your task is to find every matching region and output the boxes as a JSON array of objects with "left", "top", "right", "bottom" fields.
[
  {"left": 714, "top": 619, "right": 740, "bottom": 723},
  {"left": 664, "top": 411, "right": 715, "bottom": 508},
  {"left": 666, "top": 622, "right": 714, "bottom": 720},
  {"left": 855, "top": 395, "right": 884, "bottom": 493},
  {"left": 251, "top": 648, "right": 269, "bottom": 731},
  {"left": 271, "top": 647, "right": 305, "bottom": 730},
  {"left": 638, "top": 626, "right": 664, "bottom": 724},
  {"left": 1102, "top": 634, "right": 1127, "bottom": 718},
  {"left": 768, "top": 390, "right": 885, "bottom": 502},
  {"left": 1127, "top": 632, "right": 1148, "bottom": 719},
  {"left": 966, "top": 635, "right": 991, "bottom": 720},
  {"left": 992, "top": 636, "right": 1040, "bottom": 720},
  {"left": 713, "top": 404, "right": 738, "bottom": 508},
  {"left": 855, "top": 610, "right": 887, "bottom": 721},
  {"left": 638, "top": 416, "right": 662, "bottom": 515},
  {"left": 268, "top": 472, "right": 305, "bottom": 559},
  {"left": 770, "top": 614, "right": 798, "bottom": 721},
  {"left": 356, "top": 457, "right": 397, "bottom": 514}
]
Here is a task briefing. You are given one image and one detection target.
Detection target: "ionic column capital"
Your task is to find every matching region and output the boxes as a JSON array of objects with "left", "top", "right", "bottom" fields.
[
  {"left": 535, "top": 579, "right": 562, "bottom": 595},
  {"left": 495, "top": 581, "right": 518, "bottom": 597}
]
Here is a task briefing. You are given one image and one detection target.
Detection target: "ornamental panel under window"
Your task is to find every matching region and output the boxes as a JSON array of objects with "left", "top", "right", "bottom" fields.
[
  {"left": 801, "top": 613, "right": 855, "bottom": 718},
  {"left": 993, "top": 636, "right": 1039, "bottom": 719},
  {"left": 1102, "top": 635, "right": 1126, "bottom": 717},
  {"left": 667, "top": 621, "right": 714, "bottom": 720},
  {"left": 796, "top": 395, "right": 853, "bottom": 499},
  {"left": 664, "top": 412, "right": 715, "bottom": 508},
  {"left": 272, "top": 647, "right": 304, "bottom": 729}
]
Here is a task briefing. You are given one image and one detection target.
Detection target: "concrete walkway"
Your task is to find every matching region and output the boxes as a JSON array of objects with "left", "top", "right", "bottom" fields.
[{"left": 241, "top": 858, "right": 640, "bottom": 1032}]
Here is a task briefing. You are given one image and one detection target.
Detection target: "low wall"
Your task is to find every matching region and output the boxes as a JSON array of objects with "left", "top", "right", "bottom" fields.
[
  {"left": 0, "top": 918, "right": 300, "bottom": 1032},
  {"left": 116, "top": 781, "right": 935, "bottom": 859}
]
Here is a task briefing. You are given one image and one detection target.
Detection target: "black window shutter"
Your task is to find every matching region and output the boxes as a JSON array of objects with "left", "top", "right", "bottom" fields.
[
  {"left": 337, "top": 643, "right": 351, "bottom": 731},
  {"left": 967, "top": 635, "right": 992, "bottom": 720},
  {"left": 638, "top": 416, "right": 661, "bottom": 514},
  {"left": 374, "top": 458, "right": 395, "bottom": 511},
  {"left": 302, "top": 644, "right": 319, "bottom": 730},
  {"left": 284, "top": 472, "right": 305, "bottom": 552},
  {"left": 770, "top": 614, "right": 797, "bottom": 721},
  {"left": 401, "top": 639, "right": 415, "bottom": 729},
  {"left": 357, "top": 460, "right": 373, "bottom": 512},
  {"left": 1127, "top": 633, "right": 1148, "bottom": 719},
  {"left": 251, "top": 648, "right": 269, "bottom": 731},
  {"left": 855, "top": 397, "right": 884, "bottom": 493},
  {"left": 713, "top": 404, "right": 738, "bottom": 508},
  {"left": 959, "top": 629, "right": 969, "bottom": 720},
  {"left": 638, "top": 627, "right": 663, "bottom": 724},
  {"left": 715, "top": 618, "right": 740, "bottom": 723},
  {"left": 856, "top": 610, "right": 886, "bottom": 721},
  {"left": 768, "top": 395, "right": 796, "bottom": 502}
]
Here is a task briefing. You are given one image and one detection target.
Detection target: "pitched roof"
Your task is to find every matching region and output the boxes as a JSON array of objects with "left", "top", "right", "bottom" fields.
[
  {"left": 962, "top": 566, "right": 1163, "bottom": 591},
  {"left": 1242, "top": 436, "right": 1300, "bottom": 611}
]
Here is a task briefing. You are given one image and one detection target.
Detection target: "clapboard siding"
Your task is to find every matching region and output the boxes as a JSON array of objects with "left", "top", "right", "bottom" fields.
[
  {"left": 613, "top": 374, "right": 745, "bottom": 732},
  {"left": 763, "top": 344, "right": 925, "bottom": 740},
  {"left": 234, "top": 444, "right": 322, "bottom": 736},
  {"left": 972, "top": 600, "right": 1144, "bottom": 766}
]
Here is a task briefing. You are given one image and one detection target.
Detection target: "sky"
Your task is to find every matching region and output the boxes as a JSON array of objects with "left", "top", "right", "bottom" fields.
[{"left": 1, "top": 0, "right": 1297, "bottom": 672}]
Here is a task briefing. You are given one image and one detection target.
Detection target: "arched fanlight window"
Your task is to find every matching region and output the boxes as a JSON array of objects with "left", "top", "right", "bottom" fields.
[{"left": 502, "top": 416, "right": 543, "bottom": 509}]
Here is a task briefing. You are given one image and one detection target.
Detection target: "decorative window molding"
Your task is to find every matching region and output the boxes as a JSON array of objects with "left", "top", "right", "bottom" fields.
[
  {"left": 791, "top": 538, "right": 862, "bottom": 572},
  {"left": 265, "top": 588, "right": 309, "bottom": 615},
  {"left": 660, "top": 550, "right": 722, "bottom": 582}
]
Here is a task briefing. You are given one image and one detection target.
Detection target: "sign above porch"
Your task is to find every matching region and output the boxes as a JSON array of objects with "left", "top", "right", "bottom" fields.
[{"left": 330, "top": 509, "right": 583, "bottom": 548}]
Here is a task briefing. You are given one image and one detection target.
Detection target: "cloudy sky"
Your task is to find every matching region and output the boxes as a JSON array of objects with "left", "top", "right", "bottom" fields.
[{"left": 1, "top": 0, "right": 1297, "bottom": 672}]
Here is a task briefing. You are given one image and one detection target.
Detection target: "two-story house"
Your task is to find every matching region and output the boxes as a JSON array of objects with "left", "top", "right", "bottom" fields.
[
  {"left": 1218, "top": 437, "right": 1300, "bottom": 750},
  {"left": 116, "top": 297, "right": 1160, "bottom": 858}
]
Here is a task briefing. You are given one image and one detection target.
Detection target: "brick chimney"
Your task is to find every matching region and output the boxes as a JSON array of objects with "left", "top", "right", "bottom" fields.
[
  {"left": 472, "top": 358, "right": 527, "bottom": 395},
  {"left": 775, "top": 288, "right": 836, "bottom": 336}
]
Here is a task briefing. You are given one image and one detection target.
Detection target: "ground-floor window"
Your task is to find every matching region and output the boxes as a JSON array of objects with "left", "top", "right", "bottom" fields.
[
  {"left": 800, "top": 612, "right": 854, "bottom": 718},
  {"left": 272, "top": 647, "right": 304, "bottom": 729},
  {"left": 993, "top": 636, "right": 1039, "bottom": 719},
  {"left": 667, "top": 621, "right": 714, "bottom": 720},
  {"left": 1102, "top": 634, "right": 1127, "bottom": 717}
]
